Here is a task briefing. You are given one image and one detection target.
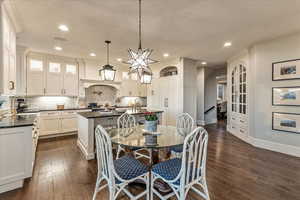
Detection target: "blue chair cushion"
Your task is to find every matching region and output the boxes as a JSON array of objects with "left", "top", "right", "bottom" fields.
[
  {"left": 114, "top": 155, "right": 148, "bottom": 183},
  {"left": 152, "top": 158, "right": 200, "bottom": 185},
  {"left": 152, "top": 158, "right": 182, "bottom": 185},
  {"left": 170, "top": 145, "right": 183, "bottom": 153}
]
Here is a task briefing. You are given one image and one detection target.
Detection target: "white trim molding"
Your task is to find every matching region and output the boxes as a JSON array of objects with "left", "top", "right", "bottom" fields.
[{"left": 228, "top": 129, "right": 300, "bottom": 158}]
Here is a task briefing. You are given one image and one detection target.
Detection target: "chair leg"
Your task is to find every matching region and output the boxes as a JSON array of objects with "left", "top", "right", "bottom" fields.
[
  {"left": 203, "top": 179, "right": 210, "bottom": 200},
  {"left": 116, "top": 145, "right": 122, "bottom": 159},
  {"left": 92, "top": 179, "right": 101, "bottom": 200}
]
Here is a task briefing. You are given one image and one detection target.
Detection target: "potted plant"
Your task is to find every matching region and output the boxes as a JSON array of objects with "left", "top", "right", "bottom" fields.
[{"left": 144, "top": 112, "right": 158, "bottom": 132}]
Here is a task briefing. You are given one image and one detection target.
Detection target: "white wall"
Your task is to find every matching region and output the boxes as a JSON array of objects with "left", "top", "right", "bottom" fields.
[
  {"left": 197, "top": 67, "right": 205, "bottom": 124},
  {"left": 250, "top": 33, "right": 300, "bottom": 148}
]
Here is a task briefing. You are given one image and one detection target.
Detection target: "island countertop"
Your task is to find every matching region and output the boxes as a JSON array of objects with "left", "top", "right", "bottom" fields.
[
  {"left": 0, "top": 114, "right": 37, "bottom": 129},
  {"left": 77, "top": 109, "right": 163, "bottom": 119}
]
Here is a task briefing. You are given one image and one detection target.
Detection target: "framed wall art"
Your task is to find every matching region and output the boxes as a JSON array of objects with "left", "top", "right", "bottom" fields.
[
  {"left": 272, "top": 112, "right": 300, "bottom": 134},
  {"left": 272, "top": 59, "right": 300, "bottom": 81},
  {"left": 272, "top": 87, "right": 300, "bottom": 106}
]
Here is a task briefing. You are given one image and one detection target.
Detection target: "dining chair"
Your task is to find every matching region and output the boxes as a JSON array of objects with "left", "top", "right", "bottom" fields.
[
  {"left": 151, "top": 127, "right": 210, "bottom": 200},
  {"left": 116, "top": 113, "right": 150, "bottom": 161},
  {"left": 93, "top": 125, "right": 149, "bottom": 200},
  {"left": 170, "top": 113, "right": 195, "bottom": 157}
]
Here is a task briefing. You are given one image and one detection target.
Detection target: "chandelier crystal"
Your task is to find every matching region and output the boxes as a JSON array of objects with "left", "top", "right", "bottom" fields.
[{"left": 124, "top": 0, "right": 158, "bottom": 78}]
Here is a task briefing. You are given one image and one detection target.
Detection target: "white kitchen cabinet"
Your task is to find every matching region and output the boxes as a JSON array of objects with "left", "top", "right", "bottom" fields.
[
  {"left": 119, "top": 79, "right": 146, "bottom": 97},
  {"left": 38, "top": 110, "right": 83, "bottom": 137},
  {"left": 147, "top": 76, "right": 179, "bottom": 126},
  {"left": 26, "top": 55, "right": 46, "bottom": 95},
  {"left": 0, "top": 126, "right": 33, "bottom": 193},
  {"left": 46, "top": 61, "right": 63, "bottom": 95},
  {"left": 39, "top": 112, "right": 61, "bottom": 136},
  {"left": 0, "top": 4, "right": 17, "bottom": 95},
  {"left": 63, "top": 64, "right": 78, "bottom": 96}
]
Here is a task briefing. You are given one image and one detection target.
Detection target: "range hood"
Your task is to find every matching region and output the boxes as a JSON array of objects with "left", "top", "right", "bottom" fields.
[{"left": 80, "top": 79, "right": 121, "bottom": 89}]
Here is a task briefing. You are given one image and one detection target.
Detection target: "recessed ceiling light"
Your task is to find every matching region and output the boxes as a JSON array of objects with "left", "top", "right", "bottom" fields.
[
  {"left": 163, "top": 53, "right": 169, "bottom": 57},
  {"left": 224, "top": 42, "right": 232, "bottom": 47},
  {"left": 54, "top": 46, "right": 63, "bottom": 51},
  {"left": 117, "top": 58, "right": 122, "bottom": 62},
  {"left": 90, "top": 53, "right": 96, "bottom": 57},
  {"left": 58, "top": 24, "right": 69, "bottom": 32},
  {"left": 201, "top": 61, "right": 207, "bottom": 65}
]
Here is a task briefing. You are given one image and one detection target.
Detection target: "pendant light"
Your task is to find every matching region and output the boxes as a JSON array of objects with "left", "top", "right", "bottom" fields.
[
  {"left": 140, "top": 70, "right": 152, "bottom": 84},
  {"left": 99, "top": 40, "right": 116, "bottom": 81},
  {"left": 124, "top": 0, "right": 157, "bottom": 79}
]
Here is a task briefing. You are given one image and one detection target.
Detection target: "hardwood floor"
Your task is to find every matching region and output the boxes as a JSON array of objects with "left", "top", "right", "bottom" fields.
[{"left": 1, "top": 122, "right": 300, "bottom": 200}]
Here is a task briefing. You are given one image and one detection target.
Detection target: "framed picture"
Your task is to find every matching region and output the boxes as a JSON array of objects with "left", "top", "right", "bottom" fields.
[
  {"left": 272, "top": 112, "right": 300, "bottom": 134},
  {"left": 272, "top": 59, "right": 300, "bottom": 81},
  {"left": 272, "top": 87, "right": 300, "bottom": 106}
]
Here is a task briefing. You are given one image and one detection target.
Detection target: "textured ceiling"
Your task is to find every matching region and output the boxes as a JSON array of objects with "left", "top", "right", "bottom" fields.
[{"left": 8, "top": 0, "right": 300, "bottom": 67}]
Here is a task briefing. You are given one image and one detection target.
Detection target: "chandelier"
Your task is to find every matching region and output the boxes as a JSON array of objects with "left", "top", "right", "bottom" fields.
[
  {"left": 99, "top": 40, "right": 116, "bottom": 81},
  {"left": 124, "top": 0, "right": 158, "bottom": 79}
]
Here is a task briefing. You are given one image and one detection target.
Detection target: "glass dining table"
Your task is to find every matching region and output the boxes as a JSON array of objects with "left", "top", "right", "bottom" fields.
[
  {"left": 108, "top": 124, "right": 187, "bottom": 151},
  {"left": 107, "top": 125, "right": 188, "bottom": 192}
]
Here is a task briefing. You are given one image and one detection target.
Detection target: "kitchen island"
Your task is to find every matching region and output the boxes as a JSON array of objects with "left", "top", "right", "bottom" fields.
[{"left": 77, "top": 109, "right": 163, "bottom": 160}]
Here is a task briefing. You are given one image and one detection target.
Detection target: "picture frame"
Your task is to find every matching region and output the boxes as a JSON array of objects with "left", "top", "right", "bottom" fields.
[
  {"left": 272, "top": 59, "right": 300, "bottom": 81},
  {"left": 272, "top": 87, "right": 300, "bottom": 106},
  {"left": 272, "top": 112, "right": 300, "bottom": 134}
]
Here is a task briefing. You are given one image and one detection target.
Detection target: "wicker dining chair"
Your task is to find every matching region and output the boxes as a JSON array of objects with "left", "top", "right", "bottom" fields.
[
  {"left": 93, "top": 125, "right": 149, "bottom": 200},
  {"left": 116, "top": 113, "right": 150, "bottom": 161},
  {"left": 151, "top": 127, "right": 210, "bottom": 200}
]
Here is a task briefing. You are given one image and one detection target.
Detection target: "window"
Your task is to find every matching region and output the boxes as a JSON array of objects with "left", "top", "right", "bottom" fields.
[
  {"left": 217, "top": 84, "right": 225, "bottom": 100},
  {"left": 30, "top": 59, "right": 43, "bottom": 71},
  {"left": 160, "top": 66, "right": 178, "bottom": 77},
  {"left": 49, "top": 62, "right": 61, "bottom": 73},
  {"left": 66, "top": 64, "right": 77, "bottom": 74}
]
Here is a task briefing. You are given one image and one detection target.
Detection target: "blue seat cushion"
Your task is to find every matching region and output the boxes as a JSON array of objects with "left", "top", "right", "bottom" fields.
[
  {"left": 152, "top": 158, "right": 182, "bottom": 185},
  {"left": 114, "top": 155, "right": 148, "bottom": 183},
  {"left": 170, "top": 145, "right": 183, "bottom": 153},
  {"left": 152, "top": 158, "right": 200, "bottom": 185}
]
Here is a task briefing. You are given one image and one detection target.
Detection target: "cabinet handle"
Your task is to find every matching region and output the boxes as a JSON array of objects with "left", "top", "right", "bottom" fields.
[
  {"left": 240, "top": 120, "right": 245, "bottom": 123},
  {"left": 240, "top": 129, "right": 244, "bottom": 133},
  {"left": 232, "top": 117, "right": 236, "bottom": 120}
]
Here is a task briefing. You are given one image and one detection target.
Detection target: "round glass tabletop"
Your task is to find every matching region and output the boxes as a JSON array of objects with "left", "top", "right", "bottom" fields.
[{"left": 108, "top": 125, "right": 188, "bottom": 149}]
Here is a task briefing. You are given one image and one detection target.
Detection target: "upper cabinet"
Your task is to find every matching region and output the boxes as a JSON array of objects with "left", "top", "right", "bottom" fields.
[
  {"left": 0, "top": 4, "right": 17, "bottom": 95},
  {"left": 26, "top": 52, "right": 79, "bottom": 96}
]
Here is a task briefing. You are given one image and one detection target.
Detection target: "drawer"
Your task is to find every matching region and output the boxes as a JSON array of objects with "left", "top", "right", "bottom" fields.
[
  {"left": 62, "top": 110, "right": 77, "bottom": 115},
  {"left": 230, "top": 123, "right": 238, "bottom": 131},
  {"left": 39, "top": 111, "right": 60, "bottom": 116},
  {"left": 239, "top": 118, "right": 247, "bottom": 126},
  {"left": 238, "top": 127, "right": 247, "bottom": 135}
]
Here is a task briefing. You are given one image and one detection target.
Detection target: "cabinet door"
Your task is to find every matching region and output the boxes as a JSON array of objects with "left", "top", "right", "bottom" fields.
[
  {"left": 27, "top": 57, "right": 45, "bottom": 95},
  {"left": 39, "top": 116, "right": 61, "bottom": 136},
  {"left": 61, "top": 115, "right": 77, "bottom": 132},
  {"left": 46, "top": 61, "right": 63, "bottom": 95},
  {"left": 63, "top": 64, "right": 78, "bottom": 96}
]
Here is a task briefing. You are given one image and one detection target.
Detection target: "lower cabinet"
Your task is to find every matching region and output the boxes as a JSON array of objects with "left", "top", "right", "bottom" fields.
[
  {"left": 39, "top": 111, "right": 79, "bottom": 137},
  {"left": 0, "top": 126, "right": 34, "bottom": 193}
]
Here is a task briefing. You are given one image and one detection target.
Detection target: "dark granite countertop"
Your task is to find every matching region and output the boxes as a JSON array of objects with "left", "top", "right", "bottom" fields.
[
  {"left": 21, "top": 106, "right": 147, "bottom": 113},
  {"left": 0, "top": 114, "right": 37, "bottom": 129},
  {"left": 78, "top": 109, "right": 163, "bottom": 119}
]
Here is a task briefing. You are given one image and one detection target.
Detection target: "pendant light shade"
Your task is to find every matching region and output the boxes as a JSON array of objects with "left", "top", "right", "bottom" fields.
[
  {"left": 140, "top": 70, "right": 152, "bottom": 84},
  {"left": 99, "top": 40, "right": 116, "bottom": 81}
]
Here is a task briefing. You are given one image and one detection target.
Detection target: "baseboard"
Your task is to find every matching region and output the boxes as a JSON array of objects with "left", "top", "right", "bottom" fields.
[
  {"left": 252, "top": 138, "right": 300, "bottom": 158},
  {"left": 197, "top": 120, "right": 206, "bottom": 126},
  {"left": 39, "top": 131, "right": 77, "bottom": 139},
  {"left": 228, "top": 130, "right": 300, "bottom": 158},
  {"left": 205, "top": 118, "right": 217, "bottom": 125},
  {"left": 0, "top": 180, "right": 23, "bottom": 194},
  {"left": 77, "top": 139, "right": 95, "bottom": 160}
]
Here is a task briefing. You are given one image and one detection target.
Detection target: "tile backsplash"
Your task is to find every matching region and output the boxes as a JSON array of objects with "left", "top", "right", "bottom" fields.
[{"left": 25, "top": 96, "right": 78, "bottom": 110}]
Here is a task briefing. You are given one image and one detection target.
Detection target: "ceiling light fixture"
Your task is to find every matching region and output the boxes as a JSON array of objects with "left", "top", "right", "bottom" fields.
[
  {"left": 90, "top": 53, "right": 96, "bottom": 57},
  {"left": 58, "top": 24, "right": 69, "bottom": 32},
  {"left": 224, "top": 42, "right": 232, "bottom": 47},
  {"left": 140, "top": 70, "right": 153, "bottom": 84},
  {"left": 54, "top": 46, "right": 63, "bottom": 51},
  {"left": 99, "top": 40, "right": 116, "bottom": 81},
  {"left": 201, "top": 61, "right": 207, "bottom": 65},
  {"left": 124, "top": 0, "right": 158, "bottom": 79},
  {"left": 163, "top": 53, "right": 169, "bottom": 57},
  {"left": 117, "top": 58, "right": 122, "bottom": 62}
]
